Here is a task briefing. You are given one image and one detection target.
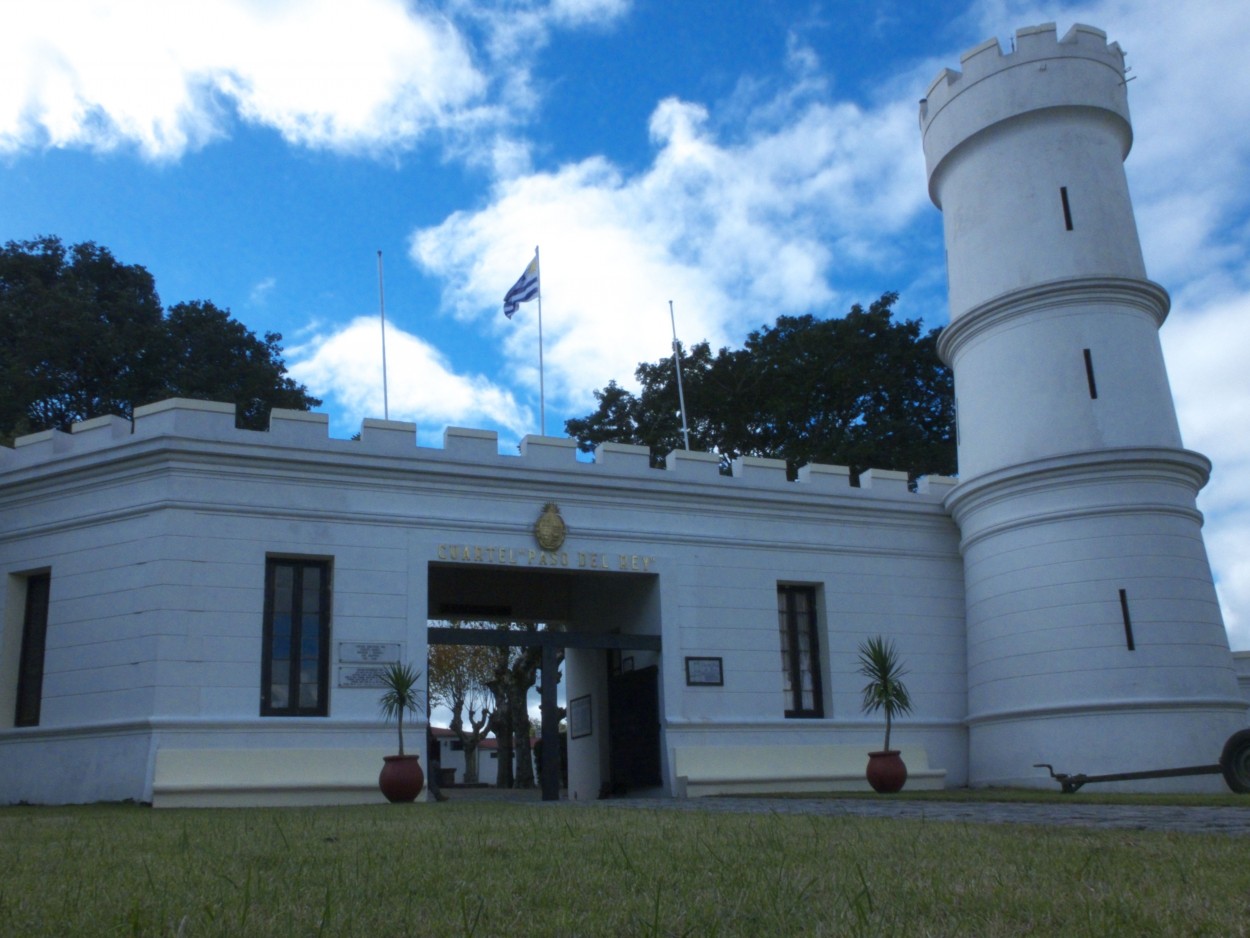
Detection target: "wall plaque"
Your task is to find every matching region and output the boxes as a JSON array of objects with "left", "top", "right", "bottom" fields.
[
  {"left": 338, "top": 666, "right": 391, "bottom": 689},
  {"left": 339, "top": 642, "right": 401, "bottom": 664},
  {"left": 569, "top": 694, "right": 592, "bottom": 739},
  {"left": 685, "top": 656, "right": 723, "bottom": 686}
]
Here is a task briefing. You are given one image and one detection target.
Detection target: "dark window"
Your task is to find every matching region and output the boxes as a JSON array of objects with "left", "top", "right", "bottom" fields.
[
  {"left": 15, "top": 573, "right": 51, "bottom": 727},
  {"left": 778, "top": 585, "right": 823, "bottom": 718},
  {"left": 1060, "top": 186, "right": 1074, "bottom": 230},
  {"left": 261, "top": 559, "right": 331, "bottom": 716}
]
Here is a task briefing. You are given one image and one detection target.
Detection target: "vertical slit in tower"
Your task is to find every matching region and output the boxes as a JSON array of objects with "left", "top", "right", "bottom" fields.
[
  {"left": 1118, "top": 588, "right": 1136, "bottom": 650},
  {"left": 1060, "top": 186, "right": 1074, "bottom": 230},
  {"left": 1083, "top": 348, "right": 1098, "bottom": 399}
]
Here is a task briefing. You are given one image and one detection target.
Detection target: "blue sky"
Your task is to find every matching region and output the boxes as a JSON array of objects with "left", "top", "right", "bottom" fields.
[{"left": 3, "top": 0, "right": 1249, "bottom": 650}]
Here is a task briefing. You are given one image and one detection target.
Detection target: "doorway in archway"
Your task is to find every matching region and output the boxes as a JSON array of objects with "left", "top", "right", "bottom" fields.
[{"left": 427, "top": 563, "right": 662, "bottom": 802}]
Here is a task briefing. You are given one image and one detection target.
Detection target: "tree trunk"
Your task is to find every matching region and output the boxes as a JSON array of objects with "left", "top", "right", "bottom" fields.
[
  {"left": 448, "top": 696, "right": 490, "bottom": 786},
  {"left": 462, "top": 739, "right": 480, "bottom": 785},
  {"left": 512, "top": 706, "right": 535, "bottom": 789},
  {"left": 487, "top": 681, "right": 514, "bottom": 789},
  {"left": 508, "top": 647, "right": 541, "bottom": 789}
]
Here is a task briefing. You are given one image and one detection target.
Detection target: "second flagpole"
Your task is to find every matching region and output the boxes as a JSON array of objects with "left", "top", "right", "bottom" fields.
[{"left": 536, "top": 245, "right": 545, "bottom": 436}]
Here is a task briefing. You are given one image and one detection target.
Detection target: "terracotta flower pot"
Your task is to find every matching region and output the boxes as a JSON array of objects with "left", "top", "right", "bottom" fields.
[
  {"left": 866, "top": 750, "right": 908, "bottom": 793},
  {"left": 379, "top": 754, "right": 425, "bottom": 803}
]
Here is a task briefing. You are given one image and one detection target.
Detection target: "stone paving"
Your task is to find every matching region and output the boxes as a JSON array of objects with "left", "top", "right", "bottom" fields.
[
  {"left": 593, "top": 795, "right": 1250, "bottom": 837},
  {"left": 442, "top": 787, "right": 1250, "bottom": 835}
]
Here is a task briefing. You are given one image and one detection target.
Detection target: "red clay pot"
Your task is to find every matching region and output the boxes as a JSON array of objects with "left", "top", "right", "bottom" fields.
[
  {"left": 379, "top": 754, "right": 425, "bottom": 803},
  {"left": 866, "top": 750, "right": 908, "bottom": 794}
]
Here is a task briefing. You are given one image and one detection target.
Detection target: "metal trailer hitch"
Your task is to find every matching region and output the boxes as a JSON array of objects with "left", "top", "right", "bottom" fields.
[{"left": 1035, "top": 728, "right": 1250, "bottom": 794}]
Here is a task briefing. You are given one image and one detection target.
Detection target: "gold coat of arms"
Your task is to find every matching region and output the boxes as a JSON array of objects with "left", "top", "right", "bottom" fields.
[{"left": 534, "top": 502, "right": 567, "bottom": 551}]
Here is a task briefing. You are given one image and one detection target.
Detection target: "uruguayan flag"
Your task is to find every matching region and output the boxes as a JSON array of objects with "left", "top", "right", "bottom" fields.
[{"left": 503, "top": 252, "right": 540, "bottom": 318}]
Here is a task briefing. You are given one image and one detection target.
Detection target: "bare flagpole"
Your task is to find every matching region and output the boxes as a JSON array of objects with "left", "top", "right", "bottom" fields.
[
  {"left": 669, "top": 300, "right": 690, "bottom": 450},
  {"left": 377, "top": 250, "right": 390, "bottom": 421},
  {"left": 536, "top": 245, "right": 545, "bottom": 436}
]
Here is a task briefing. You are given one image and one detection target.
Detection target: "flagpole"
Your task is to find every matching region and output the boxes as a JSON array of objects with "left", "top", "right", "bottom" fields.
[
  {"left": 669, "top": 300, "right": 690, "bottom": 450},
  {"left": 377, "top": 250, "right": 390, "bottom": 420},
  {"left": 536, "top": 245, "right": 545, "bottom": 436}
]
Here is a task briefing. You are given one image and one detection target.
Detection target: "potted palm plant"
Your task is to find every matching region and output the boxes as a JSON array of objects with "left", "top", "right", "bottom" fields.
[
  {"left": 857, "top": 635, "right": 913, "bottom": 793},
  {"left": 377, "top": 661, "right": 426, "bottom": 803}
]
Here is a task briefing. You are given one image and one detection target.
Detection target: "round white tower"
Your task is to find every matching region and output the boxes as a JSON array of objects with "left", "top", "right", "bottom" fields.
[{"left": 921, "top": 23, "right": 1246, "bottom": 789}]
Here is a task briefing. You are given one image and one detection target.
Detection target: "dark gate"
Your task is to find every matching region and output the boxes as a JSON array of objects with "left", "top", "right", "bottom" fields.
[{"left": 608, "top": 664, "right": 661, "bottom": 790}]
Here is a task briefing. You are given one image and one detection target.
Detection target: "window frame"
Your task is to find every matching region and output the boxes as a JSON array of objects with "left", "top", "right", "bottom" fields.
[
  {"left": 778, "top": 583, "right": 824, "bottom": 719},
  {"left": 261, "top": 557, "right": 331, "bottom": 717}
]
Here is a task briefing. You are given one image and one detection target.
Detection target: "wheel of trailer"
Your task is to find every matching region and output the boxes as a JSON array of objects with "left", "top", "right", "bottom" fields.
[{"left": 1221, "top": 729, "right": 1250, "bottom": 794}]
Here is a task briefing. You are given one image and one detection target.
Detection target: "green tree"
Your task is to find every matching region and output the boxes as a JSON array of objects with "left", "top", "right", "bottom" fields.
[
  {"left": 428, "top": 626, "right": 497, "bottom": 785},
  {"left": 0, "top": 236, "right": 165, "bottom": 440},
  {"left": 0, "top": 236, "right": 319, "bottom": 443},
  {"left": 487, "top": 635, "right": 544, "bottom": 790},
  {"left": 566, "top": 293, "right": 955, "bottom": 483},
  {"left": 162, "top": 300, "right": 318, "bottom": 430}
]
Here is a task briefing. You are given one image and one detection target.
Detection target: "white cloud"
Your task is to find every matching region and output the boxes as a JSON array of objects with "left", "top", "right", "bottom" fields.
[
  {"left": 0, "top": 0, "right": 634, "bottom": 165},
  {"left": 0, "top": 0, "right": 489, "bottom": 159},
  {"left": 411, "top": 84, "right": 932, "bottom": 410},
  {"left": 1161, "top": 290, "right": 1250, "bottom": 645},
  {"left": 287, "top": 316, "right": 530, "bottom": 440},
  {"left": 248, "top": 276, "right": 276, "bottom": 306}
]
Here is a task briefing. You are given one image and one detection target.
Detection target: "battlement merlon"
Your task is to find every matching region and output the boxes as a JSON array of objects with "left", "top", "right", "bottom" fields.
[
  {"left": 0, "top": 398, "right": 957, "bottom": 504},
  {"left": 919, "top": 23, "right": 1131, "bottom": 205}
]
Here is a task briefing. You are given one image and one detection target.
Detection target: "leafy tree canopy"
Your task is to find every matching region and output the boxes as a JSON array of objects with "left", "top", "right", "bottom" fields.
[
  {"left": 0, "top": 236, "right": 319, "bottom": 443},
  {"left": 565, "top": 292, "right": 955, "bottom": 482}
]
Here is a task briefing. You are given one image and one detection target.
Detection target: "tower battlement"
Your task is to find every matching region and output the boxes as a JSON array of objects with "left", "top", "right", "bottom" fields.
[{"left": 920, "top": 23, "right": 1130, "bottom": 189}]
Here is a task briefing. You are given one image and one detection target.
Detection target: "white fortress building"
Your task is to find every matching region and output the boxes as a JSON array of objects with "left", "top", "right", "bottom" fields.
[{"left": 1, "top": 23, "right": 1247, "bottom": 806}]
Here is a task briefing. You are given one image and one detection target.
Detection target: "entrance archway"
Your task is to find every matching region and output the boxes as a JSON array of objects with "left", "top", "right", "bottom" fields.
[{"left": 427, "top": 564, "right": 662, "bottom": 801}]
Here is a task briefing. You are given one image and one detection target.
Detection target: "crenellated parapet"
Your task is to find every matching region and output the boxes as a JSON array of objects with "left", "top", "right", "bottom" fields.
[
  {"left": 920, "top": 23, "right": 1130, "bottom": 202},
  {"left": 0, "top": 398, "right": 956, "bottom": 503}
]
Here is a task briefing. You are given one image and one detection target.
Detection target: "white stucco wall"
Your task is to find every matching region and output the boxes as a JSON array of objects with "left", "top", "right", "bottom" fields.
[{"left": 0, "top": 400, "right": 969, "bottom": 804}]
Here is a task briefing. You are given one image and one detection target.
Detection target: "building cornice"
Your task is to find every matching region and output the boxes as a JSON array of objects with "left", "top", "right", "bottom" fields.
[
  {"left": 937, "top": 276, "right": 1169, "bottom": 366},
  {"left": 944, "top": 447, "right": 1211, "bottom": 550}
]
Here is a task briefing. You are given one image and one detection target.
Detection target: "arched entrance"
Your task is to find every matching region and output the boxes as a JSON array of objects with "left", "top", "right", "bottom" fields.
[{"left": 427, "top": 563, "right": 662, "bottom": 801}]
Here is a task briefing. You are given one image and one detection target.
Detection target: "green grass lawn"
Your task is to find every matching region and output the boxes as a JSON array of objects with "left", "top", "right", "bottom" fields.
[{"left": 1, "top": 800, "right": 1248, "bottom": 936}]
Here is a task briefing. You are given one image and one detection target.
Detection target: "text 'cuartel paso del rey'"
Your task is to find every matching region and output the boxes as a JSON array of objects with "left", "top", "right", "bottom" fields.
[{"left": 436, "top": 543, "right": 655, "bottom": 571}]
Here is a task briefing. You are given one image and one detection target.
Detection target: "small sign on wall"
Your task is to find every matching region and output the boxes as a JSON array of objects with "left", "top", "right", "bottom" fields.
[
  {"left": 338, "top": 666, "right": 391, "bottom": 689},
  {"left": 569, "top": 694, "right": 592, "bottom": 739},
  {"left": 338, "top": 642, "right": 401, "bottom": 664},
  {"left": 685, "top": 656, "right": 723, "bottom": 686},
  {"left": 337, "top": 642, "right": 401, "bottom": 689}
]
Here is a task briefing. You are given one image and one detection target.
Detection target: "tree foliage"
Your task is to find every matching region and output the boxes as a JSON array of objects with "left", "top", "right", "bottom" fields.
[
  {"left": 428, "top": 628, "right": 497, "bottom": 785},
  {"left": 377, "top": 662, "right": 423, "bottom": 757},
  {"left": 428, "top": 621, "right": 563, "bottom": 790},
  {"left": 565, "top": 293, "right": 955, "bottom": 482},
  {"left": 0, "top": 236, "right": 319, "bottom": 443},
  {"left": 484, "top": 626, "right": 552, "bottom": 791},
  {"left": 858, "top": 635, "right": 913, "bottom": 753},
  {"left": 162, "top": 300, "right": 318, "bottom": 429}
]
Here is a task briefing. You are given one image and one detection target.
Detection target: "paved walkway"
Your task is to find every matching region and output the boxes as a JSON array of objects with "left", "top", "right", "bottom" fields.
[
  {"left": 592, "top": 795, "right": 1250, "bottom": 836},
  {"left": 442, "top": 787, "right": 1250, "bottom": 836}
]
